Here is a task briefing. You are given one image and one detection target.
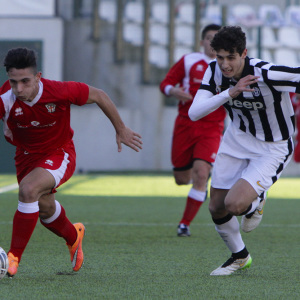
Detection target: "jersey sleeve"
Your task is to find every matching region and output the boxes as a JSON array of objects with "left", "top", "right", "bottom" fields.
[
  {"left": 160, "top": 56, "right": 186, "bottom": 95},
  {"left": 189, "top": 89, "right": 230, "bottom": 121},
  {"left": 189, "top": 61, "right": 230, "bottom": 121},
  {"left": 0, "top": 80, "right": 11, "bottom": 94},
  {"left": 64, "top": 81, "right": 89, "bottom": 106},
  {"left": 199, "top": 62, "right": 218, "bottom": 95},
  {"left": 0, "top": 80, "right": 11, "bottom": 119},
  {"left": 264, "top": 65, "right": 300, "bottom": 93},
  {"left": 0, "top": 97, "right": 4, "bottom": 119}
]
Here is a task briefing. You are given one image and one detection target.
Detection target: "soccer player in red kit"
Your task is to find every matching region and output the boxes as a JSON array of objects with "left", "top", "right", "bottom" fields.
[
  {"left": 290, "top": 93, "right": 300, "bottom": 162},
  {"left": 160, "top": 24, "right": 226, "bottom": 236},
  {"left": 0, "top": 48, "right": 142, "bottom": 277}
]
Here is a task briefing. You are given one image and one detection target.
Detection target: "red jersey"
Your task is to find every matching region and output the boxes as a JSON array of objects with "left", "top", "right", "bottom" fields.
[
  {"left": 160, "top": 52, "right": 226, "bottom": 122},
  {"left": 0, "top": 78, "right": 89, "bottom": 153}
]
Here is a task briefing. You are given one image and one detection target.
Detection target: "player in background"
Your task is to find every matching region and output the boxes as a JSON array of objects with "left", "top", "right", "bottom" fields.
[
  {"left": 290, "top": 93, "right": 300, "bottom": 162},
  {"left": 160, "top": 24, "right": 226, "bottom": 237},
  {"left": 0, "top": 47, "right": 142, "bottom": 277},
  {"left": 189, "top": 26, "right": 295, "bottom": 275}
]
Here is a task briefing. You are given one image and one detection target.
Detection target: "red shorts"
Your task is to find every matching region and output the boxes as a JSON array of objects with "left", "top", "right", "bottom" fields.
[
  {"left": 294, "top": 112, "right": 300, "bottom": 162},
  {"left": 15, "top": 140, "right": 76, "bottom": 193},
  {"left": 171, "top": 115, "right": 224, "bottom": 170}
]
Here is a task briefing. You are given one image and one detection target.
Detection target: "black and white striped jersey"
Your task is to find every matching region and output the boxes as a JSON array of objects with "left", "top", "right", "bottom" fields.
[{"left": 194, "top": 56, "right": 296, "bottom": 142}]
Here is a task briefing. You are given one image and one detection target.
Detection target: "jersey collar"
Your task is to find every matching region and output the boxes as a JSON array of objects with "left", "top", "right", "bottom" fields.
[{"left": 23, "top": 81, "right": 44, "bottom": 107}]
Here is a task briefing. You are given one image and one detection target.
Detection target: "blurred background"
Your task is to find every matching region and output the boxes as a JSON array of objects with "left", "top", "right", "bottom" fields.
[{"left": 0, "top": 0, "right": 299, "bottom": 176}]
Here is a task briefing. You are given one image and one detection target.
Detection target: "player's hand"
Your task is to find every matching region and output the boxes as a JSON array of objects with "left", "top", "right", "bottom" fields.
[
  {"left": 229, "top": 75, "right": 260, "bottom": 98},
  {"left": 169, "top": 87, "right": 193, "bottom": 102},
  {"left": 116, "top": 127, "right": 143, "bottom": 152}
]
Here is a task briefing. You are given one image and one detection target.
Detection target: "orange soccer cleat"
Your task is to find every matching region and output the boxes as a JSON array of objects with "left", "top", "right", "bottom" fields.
[
  {"left": 7, "top": 252, "right": 19, "bottom": 277},
  {"left": 67, "top": 223, "right": 85, "bottom": 272}
]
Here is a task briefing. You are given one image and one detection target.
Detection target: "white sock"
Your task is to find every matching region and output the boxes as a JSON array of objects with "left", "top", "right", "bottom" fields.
[
  {"left": 40, "top": 200, "right": 61, "bottom": 224},
  {"left": 188, "top": 188, "right": 206, "bottom": 202},
  {"left": 215, "top": 216, "right": 245, "bottom": 253},
  {"left": 18, "top": 201, "right": 39, "bottom": 213}
]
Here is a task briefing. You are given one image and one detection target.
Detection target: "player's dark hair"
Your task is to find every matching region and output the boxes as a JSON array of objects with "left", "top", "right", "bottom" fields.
[
  {"left": 201, "top": 24, "right": 221, "bottom": 40},
  {"left": 4, "top": 47, "right": 38, "bottom": 73},
  {"left": 210, "top": 26, "right": 246, "bottom": 55}
]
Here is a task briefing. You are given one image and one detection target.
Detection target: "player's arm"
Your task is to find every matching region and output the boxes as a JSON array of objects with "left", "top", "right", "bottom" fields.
[
  {"left": 189, "top": 88, "right": 231, "bottom": 121},
  {"left": 86, "top": 86, "right": 142, "bottom": 152},
  {"left": 160, "top": 57, "right": 192, "bottom": 102},
  {"left": 189, "top": 66, "right": 231, "bottom": 121},
  {"left": 168, "top": 87, "right": 193, "bottom": 102}
]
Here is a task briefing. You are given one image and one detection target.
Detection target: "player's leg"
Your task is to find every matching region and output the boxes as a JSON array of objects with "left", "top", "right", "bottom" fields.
[
  {"left": 7, "top": 167, "right": 57, "bottom": 277},
  {"left": 39, "top": 194, "right": 77, "bottom": 246},
  {"left": 171, "top": 116, "right": 193, "bottom": 236},
  {"left": 173, "top": 168, "right": 192, "bottom": 186},
  {"left": 174, "top": 119, "right": 222, "bottom": 237},
  {"left": 240, "top": 137, "right": 293, "bottom": 233},
  {"left": 210, "top": 131, "right": 293, "bottom": 275},
  {"left": 177, "top": 160, "right": 212, "bottom": 236},
  {"left": 209, "top": 184, "right": 254, "bottom": 276},
  {"left": 38, "top": 145, "right": 85, "bottom": 272},
  {"left": 224, "top": 178, "right": 260, "bottom": 216},
  {"left": 208, "top": 127, "right": 254, "bottom": 275}
]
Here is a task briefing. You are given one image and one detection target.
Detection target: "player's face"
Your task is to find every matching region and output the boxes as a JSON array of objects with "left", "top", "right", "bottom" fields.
[
  {"left": 7, "top": 67, "right": 41, "bottom": 102},
  {"left": 216, "top": 49, "right": 247, "bottom": 80},
  {"left": 201, "top": 30, "right": 219, "bottom": 59}
]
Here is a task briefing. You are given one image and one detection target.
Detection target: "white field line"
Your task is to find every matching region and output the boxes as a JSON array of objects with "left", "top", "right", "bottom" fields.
[
  {"left": 86, "top": 222, "right": 300, "bottom": 228},
  {"left": 0, "top": 183, "right": 18, "bottom": 194},
  {"left": 0, "top": 221, "right": 298, "bottom": 228},
  {"left": 43, "top": 222, "right": 300, "bottom": 228}
]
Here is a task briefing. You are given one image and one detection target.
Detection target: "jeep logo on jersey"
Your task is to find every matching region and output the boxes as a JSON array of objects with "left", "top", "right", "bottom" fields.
[
  {"left": 227, "top": 98, "right": 265, "bottom": 111},
  {"left": 45, "top": 103, "right": 56, "bottom": 113}
]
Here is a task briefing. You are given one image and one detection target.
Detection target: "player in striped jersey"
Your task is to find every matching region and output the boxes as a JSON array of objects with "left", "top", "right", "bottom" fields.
[{"left": 189, "top": 26, "right": 295, "bottom": 275}]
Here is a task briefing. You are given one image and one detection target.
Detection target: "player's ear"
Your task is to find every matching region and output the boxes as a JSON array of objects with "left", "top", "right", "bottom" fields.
[
  {"left": 241, "top": 48, "right": 247, "bottom": 59},
  {"left": 35, "top": 71, "right": 42, "bottom": 81}
]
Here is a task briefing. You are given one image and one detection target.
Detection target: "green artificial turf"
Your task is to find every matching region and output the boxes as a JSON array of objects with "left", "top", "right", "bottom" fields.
[{"left": 0, "top": 174, "right": 299, "bottom": 299}]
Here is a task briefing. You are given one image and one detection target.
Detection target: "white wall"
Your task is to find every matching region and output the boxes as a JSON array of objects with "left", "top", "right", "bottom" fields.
[
  {"left": 0, "top": 18, "right": 63, "bottom": 80},
  {"left": 71, "top": 87, "right": 177, "bottom": 172},
  {"left": 0, "top": 0, "right": 55, "bottom": 17}
]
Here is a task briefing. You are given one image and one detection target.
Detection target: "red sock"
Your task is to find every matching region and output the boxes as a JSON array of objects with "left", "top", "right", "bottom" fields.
[
  {"left": 40, "top": 204, "right": 77, "bottom": 246},
  {"left": 9, "top": 210, "right": 39, "bottom": 261},
  {"left": 180, "top": 196, "right": 203, "bottom": 226}
]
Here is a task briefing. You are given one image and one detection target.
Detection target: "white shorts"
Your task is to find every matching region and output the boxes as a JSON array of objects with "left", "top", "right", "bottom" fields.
[{"left": 211, "top": 123, "right": 294, "bottom": 196}]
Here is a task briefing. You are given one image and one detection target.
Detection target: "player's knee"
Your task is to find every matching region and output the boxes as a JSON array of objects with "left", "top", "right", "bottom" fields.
[
  {"left": 19, "top": 182, "right": 38, "bottom": 203},
  {"left": 225, "top": 198, "right": 244, "bottom": 216},
  {"left": 192, "top": 172, "right": 207, "bottom": 186},
  {"left": 174, "top": 176, "right": 190, "bottom": 185},
  {"left": 208, "top": 201, "right": 216, "bottom": 215},
  {"left": 209, "top": 201, "right": 223, "bottom": 217}
]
